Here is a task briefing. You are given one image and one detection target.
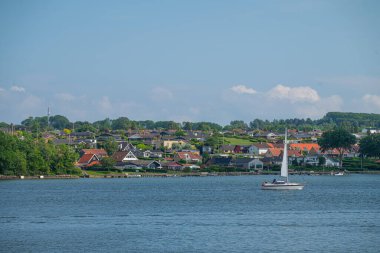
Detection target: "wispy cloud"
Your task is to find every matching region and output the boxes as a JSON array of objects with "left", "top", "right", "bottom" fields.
[
  {"left": 317, "top": 76, "right": 380, "bottom": 90},
  {"left": 268, "top": 84, "right": 320, "bottom": 103},
  {"left": 10, "top": 85, "right": 26, "bottom": 92},
  {"left": 363, "top": 94, "right": 380, "bottom": 108},
  {"left": 55, "top": 93, "right": 76, "bottom": 101},
  {"left": 231, "top": 85, "right": 257, "bottom": 95},
  {"left": 151, "top": 87, "right": 174, "bottom": 101}
]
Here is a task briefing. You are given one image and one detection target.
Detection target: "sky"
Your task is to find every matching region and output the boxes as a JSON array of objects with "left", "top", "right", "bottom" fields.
[{"left": 0, "top": 0, "right": 379, "bottom": 125}]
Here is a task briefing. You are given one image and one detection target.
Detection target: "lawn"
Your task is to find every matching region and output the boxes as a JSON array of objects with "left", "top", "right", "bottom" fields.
[{"left": 223, "top": 137, "right": 255, "bottom": 145}]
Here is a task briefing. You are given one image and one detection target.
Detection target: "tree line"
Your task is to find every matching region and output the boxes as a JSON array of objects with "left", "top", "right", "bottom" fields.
[{"left": 1, "top": 112, "right": 380, "bottom": 133}]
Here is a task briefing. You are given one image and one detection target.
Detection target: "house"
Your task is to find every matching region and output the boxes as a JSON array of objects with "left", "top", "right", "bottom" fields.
[
  {"left": 255, "top": 131, "right": 278, "bottom": 140},
  {"left": 324, "top": 156, "right": 340, "bottom": 167},
  {"left": 249, "top": 143, "right": 272, "bottom": 156},
  {"left": 97, "top": 133, "right": 122, "bottom": 142},
  {"left": 232, "top": 158, "right": 263, "bottom": 171},
  {"left": 149, "top": 151, "right": 164, "bottom": 158},
  {"left": 115, "top": 160, "right": 162, "bottom": 170},
  {"left": 219, "top": 145, "right": 235, "bottom": 153},
  {"left": 164, "top": 162, "right": 183, "bottom": 171},
  {"left": 118, "top": 142, "right": 136, "bottom": 152},
  {"left": 112, "top": 151, "right": 138, "bottom": 162},
  {"left": 287, "top": 149, "right": 303, "bottom": 165},
  {"left": 80, "top": 149, "right": 108, "bottom": 159},
  {"left": 163, "top": 138, "right": 189, "bottom": 149},
  {"left": 174, "top": 152, "right": 202, "bottom": 163},
  {"left": 234, "top": 145, "right": 246, "bottom": 154},
  {"left": 289, "top": 143, "right": 320, "bottom": 154},
  {"left": 202, "top": 146, "right": 213, "bottom": 154},
  {"left": 361, "top": 128, "right": 380, "bottom": 134},
  {"left": 304, "top": 155, "right": 319, "bottom": 166},
  {"left": 265, "top": 148, "right": 283, "bottom": 158},
  {"left": 70, "top": 131, "right": 94, "bottom": 139},
  {"left": 76, "top": 153, "right": 100, "bottom": 168},
  {"left": 205, "top": 157, "right": 233, "bottom": 167}
]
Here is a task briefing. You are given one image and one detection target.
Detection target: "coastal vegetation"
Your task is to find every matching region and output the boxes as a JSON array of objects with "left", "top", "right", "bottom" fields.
[
  {"left": 0, "top": 132, "right": 81, "bottom": 176},
  {"left": 1, "top": 112, "right": 380, "bottom": 176}
]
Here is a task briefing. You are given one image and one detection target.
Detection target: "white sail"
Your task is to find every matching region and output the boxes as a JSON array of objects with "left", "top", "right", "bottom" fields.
[{"left": 280, "top": 129, "right": 288, "bottom": 180}]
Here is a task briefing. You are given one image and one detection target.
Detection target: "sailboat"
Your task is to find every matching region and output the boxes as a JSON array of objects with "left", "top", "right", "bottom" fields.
[{"left": 261, "top": 129, "right": 304, "bottom": 190}]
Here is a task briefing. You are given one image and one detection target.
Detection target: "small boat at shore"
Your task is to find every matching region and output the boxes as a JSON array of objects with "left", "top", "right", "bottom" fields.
[
  {"left": 333, "top": 171, "right": 345, "bottom": 176},
  {"left": 262, "top": 129, "right": 304, "bottom": 190}
]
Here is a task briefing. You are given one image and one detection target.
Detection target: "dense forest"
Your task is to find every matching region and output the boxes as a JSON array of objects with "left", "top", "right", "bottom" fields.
[
  {"left": 0, "top": 132, "right": 81, "bottom": 176},
  {"left": 1, "top": 112, "right": 379, "bottom": 133}
]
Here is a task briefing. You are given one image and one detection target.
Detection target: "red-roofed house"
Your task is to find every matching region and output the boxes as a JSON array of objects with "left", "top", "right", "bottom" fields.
[
  {"left": 76, "top": 153, "right": 100, "bottom": 168},
  {"left": 289, "top": 143, "right": 320, "bottom": 153},
  {"left": 174, "top": 152, "right": 202, "bottom": 163},
  {"left": 80, "top": 149, "right": 108, "bottom": 158},
  {"left": 165, "top": 162, "right": 183, "bottom": 171},
  {"left": 265, "top": 148, "right": 283, "bottom": 158}
]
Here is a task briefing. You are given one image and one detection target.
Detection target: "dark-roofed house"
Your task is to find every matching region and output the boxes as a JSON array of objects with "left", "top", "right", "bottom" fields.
[
  {"left": 232, "top": 158, "right": 263, "bottom": 171},
  {"left": 219, "top": 145, "right": 235, "bottom": 153},
  {"left": 205, "top": 157, "right": 233, "bottom": 167},
  {"left": 115, "top": 160, "right": 162, "bottom": 170},
  {"left": 112, "top": 151, "right": 138, "bottom": 162}
]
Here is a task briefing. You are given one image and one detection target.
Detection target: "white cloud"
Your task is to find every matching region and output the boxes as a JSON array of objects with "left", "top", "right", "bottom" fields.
[
  {"left": 268, "top": 84, "right": 320, "bottom": 103},
  {"left": 10, "top": 85, "right": 26, "bottom": 92},
  {"left": 231, "top": 85, "right": 257, "bottom": 95},
  {"left": 55, "top": 93, "right": 76, "bottom": 101},
  {"left": 363, "top": 94, "right": 380, "bottom": 108}
]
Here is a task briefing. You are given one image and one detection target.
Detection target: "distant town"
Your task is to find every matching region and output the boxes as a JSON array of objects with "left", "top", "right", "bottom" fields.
[{"left": 1, "top": 112, "right": 380, "bottom": 178}]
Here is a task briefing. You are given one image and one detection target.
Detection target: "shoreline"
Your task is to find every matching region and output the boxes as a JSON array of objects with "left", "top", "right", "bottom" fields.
[{"left": 1, "top": 170, "right": 380, "bottom": 180}]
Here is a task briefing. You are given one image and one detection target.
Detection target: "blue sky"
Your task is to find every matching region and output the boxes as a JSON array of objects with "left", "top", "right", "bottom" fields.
[{"left": 0, "top": 0, "right": 379, "bottom": 125}]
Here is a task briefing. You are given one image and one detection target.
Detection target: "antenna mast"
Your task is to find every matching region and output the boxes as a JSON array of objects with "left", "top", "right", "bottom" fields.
[{"left": 47, "top": 107, "right": 51, "bottom": 128}]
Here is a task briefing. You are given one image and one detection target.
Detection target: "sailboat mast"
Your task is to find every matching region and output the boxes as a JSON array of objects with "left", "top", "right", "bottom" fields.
[{"left": 280, "top": 128, "right": 289, "bottom": 182}]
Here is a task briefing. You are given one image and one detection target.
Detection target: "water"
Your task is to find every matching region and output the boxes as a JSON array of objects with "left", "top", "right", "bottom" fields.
[{"left": 0, "top": 175, "right": 379, "bottom": 253}]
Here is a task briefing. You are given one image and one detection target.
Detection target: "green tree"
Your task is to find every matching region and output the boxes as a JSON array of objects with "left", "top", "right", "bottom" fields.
[
  {"left": 103, "top": 137, "right": 118, "bottom": 155},
  {"left": 359, "top": 134, "right": 380, "bottom": 158},
  {"left": 100, "top": 157, "right": 116, "bottom": 171},
  {"left": 318, "top": 156, "right": 326, "bottom": 166},
  {"left": 318, "top": 128, "right": 356, "bottom": 168},
  {"left": 50, "top": 115, "right": 71, "bottom": 129},
  {"left": 111, "top": 117, "right": 130, "bottom": 130}
]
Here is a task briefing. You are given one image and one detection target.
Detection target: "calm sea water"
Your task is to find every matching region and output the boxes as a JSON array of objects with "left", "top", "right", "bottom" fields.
[{"left": 0, "top": 175, "right": 379, "bottom": 253}]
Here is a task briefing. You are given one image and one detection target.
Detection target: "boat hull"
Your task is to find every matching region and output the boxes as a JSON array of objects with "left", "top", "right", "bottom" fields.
[{"left": 261, "top": 182, "right": 304, "bottom": 190}]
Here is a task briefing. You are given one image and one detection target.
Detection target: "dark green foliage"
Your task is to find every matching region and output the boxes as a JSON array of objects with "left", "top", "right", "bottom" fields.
[
  {"left": 101, "top": 137, "right": 118, "bottom": 155},
  {"left": 359, "top": 134, "right": 380, "bottom": 158},
  {"left": 14, "top": 112, "right": 380, "bottom": 134},
  {"left": 318, "top": 128, "right": 356, "bottom": 168},
  {"left": 100, "top": 157, "right": 116, "bottom": 171},
  {"left": 49, "top": 115, "right": 71, "bottom": 129},
  {"left": 224, "top": 120, "right": 248, "bottom": 131},
  {"left": 0, "top": 132, "right": 79, "bottom": 176}
]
